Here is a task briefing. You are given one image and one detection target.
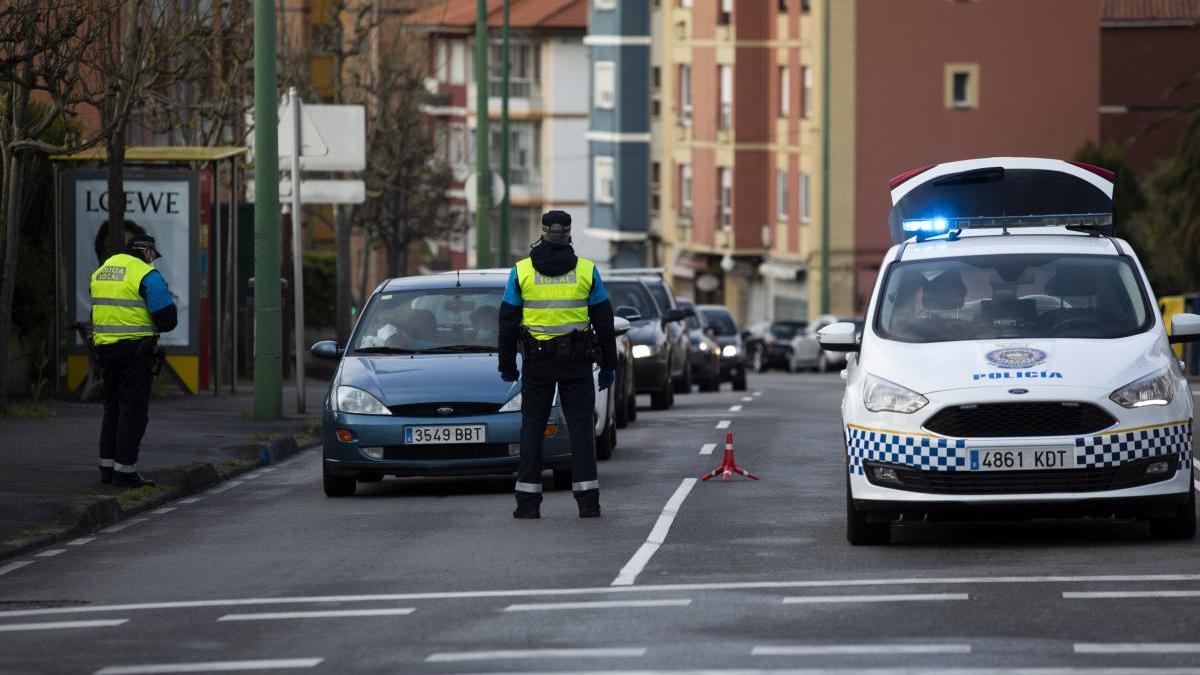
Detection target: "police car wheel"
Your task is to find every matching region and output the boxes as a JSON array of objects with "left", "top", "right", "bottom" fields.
[
  {"left": 552, "top": 469, "right": 572, "bottom": 490},
  {"left": 615, "top": 390, "right": 630, "bottom": 428},
  {"left": 1148, "top": 483, "right": 1196, "bottom": 540},
  {"left": 627, "top": 392, "right": 638, "bottom": 421},
  {"left": 845, "top": 474, "right": 890, "bottom": 545},
  {"left": 323, "top": 467, "right": 356, "bottom": 497}
]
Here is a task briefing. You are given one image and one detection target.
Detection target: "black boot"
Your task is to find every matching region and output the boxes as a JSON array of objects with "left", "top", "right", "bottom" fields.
[
  {"left": 513, "top": 503, "right": 541, "bottom": 519},
  {"left": 575, "top": 489, "right": 601, "bottom": 518},
  {"left": 99, "top": 467, "right": 113, "bottom": 484},
  {"left": 112, "top": 472, "right": 156, "bottom": 488},
  {"left": 578, "top": 504, "right": 602, "bottom": 518}
]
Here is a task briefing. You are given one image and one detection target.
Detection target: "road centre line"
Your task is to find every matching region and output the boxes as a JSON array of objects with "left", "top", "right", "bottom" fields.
[
  {"left": 101, "top": 518, "right": 149, "bottom": 534},
  {"left": 177, "top": 497, "right": 203, "bottom": 504},
  {"left": 208, "top": 481, "right": 243, "bottom": 494},
  {"left": 716, "top": 420, "right": 731, "bottom": 429},
  {"left": 426, "top": 648, "right": 646, "bottom": 663},
  {"left": 151, "top": 507, "right": 176, "bottom": 515},
  {"left": 700, "top": 443, "right": 717, "bottom": 455},
  {"left": 753, "top": 644, "right": 971, "bottom": 656},
  {"left": 94, "top": 659, "right": 323, "bottom": 674},
  {"left": 1065, "top": 590, "right": 1200, "bottom": 599},
  {"left": 0, "top": 561, "right": 34, "bottom": 577},
  {"left": 218, "top": 608, "right": 415, "bottom": 621},
  {"left": 504, "top": 599, "right": 691, "bottom": 612},
  {"left": 67, "top": 537, "right": 95, "bottom": 546},
  {"left": 34, "top": 549, "right": 66, "bottom": 558},
  {"left": 611, "top": 478, "right": 698, "bottom": 587},
  {"left": 741, "top": 396, "right": 753, "bottom": 401},
  {"left": 729, "top": 405, "right": 743, "bottom": 412},
  {"left": 753, "top": 391, "right": 762, "bottom": 396},
  {"left": 0, "top": 619, "right": 128, "bottom": 632},
  {"left": 782, "top": 593, "right": 968, "bottom": 604},
  {"left": 1076, "top": 643, "right": 1200, "bottom": 654},
  {"left": 5, "top": 574, "right": 1200, "bottom": 619}
]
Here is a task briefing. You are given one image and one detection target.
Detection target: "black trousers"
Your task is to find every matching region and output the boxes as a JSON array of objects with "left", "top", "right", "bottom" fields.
[
  {"left": 516, "top": 353, "right": 598, "bottom": 506},
  {"left": 97, "top": 340, "right": 154, "bottom": 472}
]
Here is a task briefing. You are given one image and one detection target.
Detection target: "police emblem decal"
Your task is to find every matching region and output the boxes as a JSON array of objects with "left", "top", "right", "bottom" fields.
[{"left": 986, "top": 347, "right": 1047, "bottom": 369}]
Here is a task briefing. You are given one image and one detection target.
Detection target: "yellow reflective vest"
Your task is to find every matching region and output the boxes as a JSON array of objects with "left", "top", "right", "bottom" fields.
[
  {"left": 90, "top": 253, "right": 156, "bottom": 346},
  {"left": 516, "top": 257, "right": 595, "bottom": 340}
]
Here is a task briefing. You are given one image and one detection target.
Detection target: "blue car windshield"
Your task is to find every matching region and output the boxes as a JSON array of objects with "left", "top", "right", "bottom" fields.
[{"left": 352, "top": 288, "right": 503, "bottom": 353}]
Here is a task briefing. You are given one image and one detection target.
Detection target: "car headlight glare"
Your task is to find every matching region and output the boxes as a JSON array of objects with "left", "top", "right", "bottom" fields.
[
  {"left": 721, "top": 344, "right": 738, "bottom": 358},
  {"left": 863, "top": 374, "right": 929, "bottom": 414},
  {"left": 334, "top": 386, "right": 391, "bottom": 415},
  {"left": 1110, "top": 368, "right": 1174, "bottom": 408},
  {"left": 499, "top": 392, "right": 523, "bottom": 413},
  {"left": 632, "top": 344, "right": 654, "bottom": 359}
]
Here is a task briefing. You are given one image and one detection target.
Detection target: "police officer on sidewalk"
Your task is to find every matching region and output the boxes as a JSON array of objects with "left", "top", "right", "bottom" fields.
[
  {"left": 90, "top": 228, "right": 177, "bottom": 488},
  {"left": 498, "top": 210, "right": 618, "bottom": 519}
]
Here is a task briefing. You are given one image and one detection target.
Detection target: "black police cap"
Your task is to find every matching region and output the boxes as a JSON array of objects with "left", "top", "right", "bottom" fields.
[
  {"left": 541, "top": 210, "right": 572, "bottom": 233},
  {"left": 127, "top": 235, "right": 162, "bottom": 260}
]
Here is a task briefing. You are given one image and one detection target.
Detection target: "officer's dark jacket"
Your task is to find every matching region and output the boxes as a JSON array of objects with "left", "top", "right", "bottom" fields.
[{"left": 498, "top": 239, "right": 617, "bottom": 375}]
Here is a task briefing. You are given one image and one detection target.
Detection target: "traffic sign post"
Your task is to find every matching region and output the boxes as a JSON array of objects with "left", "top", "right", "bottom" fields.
[{"left": 253, "top": 0, "right": 282, "bottom": 419}]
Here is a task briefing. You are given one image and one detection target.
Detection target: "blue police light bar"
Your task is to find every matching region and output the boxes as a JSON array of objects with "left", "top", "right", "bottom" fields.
[
  {"left": 899, "top": 212, "right": 1114, "bottom": 242},
  {"left": 901, "top": 217, "right": 950, "bottom": 235}
]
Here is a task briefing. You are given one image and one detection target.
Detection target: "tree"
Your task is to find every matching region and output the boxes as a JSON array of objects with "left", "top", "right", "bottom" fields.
[
  {"left": 1072, "top": 140, "right": 1147, "bottom": 249},
  {"left": 1134, "top": 110, "right": 1200, "bottom": 294}
]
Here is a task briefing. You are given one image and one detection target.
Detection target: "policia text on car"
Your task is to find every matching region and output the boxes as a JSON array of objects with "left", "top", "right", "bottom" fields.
[
  {"left": 89, "top": 229, "right": 178, "bottom": 488},
  {"left": 498, "top": 210, "right": 618, "bottom": 520}
]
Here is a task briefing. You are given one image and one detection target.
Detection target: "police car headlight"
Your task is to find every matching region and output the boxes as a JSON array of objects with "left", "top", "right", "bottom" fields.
[
  {"left": 335, "top": 386, "right": 391, "bottom": 415},
  {"left": 499, "top": 392, "right": 523, "bottom": 413},
  {"left": 721, "top": 344, "right": 739, "bottom": 358},
  {"left": 1110, "top": 368, "right": 1174, "bottom": 408},
  {"left": 863, "top": 374, "right": 929, "bottom": 414},
  {"left": 632, "top": 344, "right": 654, "bottom": 359}
]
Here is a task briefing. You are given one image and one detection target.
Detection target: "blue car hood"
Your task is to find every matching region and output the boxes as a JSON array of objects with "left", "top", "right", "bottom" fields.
[{"left": 337, "top": 353, "right": 519, "bottom": 406}]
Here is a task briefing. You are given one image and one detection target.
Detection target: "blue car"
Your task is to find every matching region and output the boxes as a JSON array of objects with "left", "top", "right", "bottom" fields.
[{"left": 310, "top": 271, "right": 574, "bottom": 497}]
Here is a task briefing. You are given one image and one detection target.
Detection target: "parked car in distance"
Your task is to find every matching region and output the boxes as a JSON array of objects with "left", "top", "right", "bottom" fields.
[
  {"left": 626, "top": 274, "right": 694, "bottom": 394},
  {"left": 790, "top": 315, "right": 864, "bottom": 372},
  {"left": 605, "top": 278, "right": 688, "bottom": 409},
  {"left": 744, "top": 320, "right": 808, "bottom": 372},
  {"left": 677, "top": 299, "right": 722, "bottom": 392},
  {"left": 697, "top": 304, "right": 748, "bottom": 391}
]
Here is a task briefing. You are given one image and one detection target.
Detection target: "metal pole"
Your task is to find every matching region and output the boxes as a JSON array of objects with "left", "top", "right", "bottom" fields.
[
  {"left": 474, "top": 0, "right": 492, "bottom": 268},
  {"left": 253, "top": 0, "right": 282, "bottom": 418},
  {"left": 230, "top": 158, "right": 238, "bottom": 393},
  {"left": 498, "top": 0, "right": 510, "bottom": 268},
  {"left": 213, "top": 160, "right": 222, "bottom": 396},
  {"left": 289, "top": 87, "right": 307, "bottom": 414},
  {"left": 819, "top": 0, "right": 831, "bottom": 315}
]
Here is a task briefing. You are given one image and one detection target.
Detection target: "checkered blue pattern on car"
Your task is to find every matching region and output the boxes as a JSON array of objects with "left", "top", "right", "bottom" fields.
[
  {"left": 1074, "top": 421, "right": 1192, "bottom": 469},
  {"left": 844, "top": 426, "right": 968, "bottom": 476}
]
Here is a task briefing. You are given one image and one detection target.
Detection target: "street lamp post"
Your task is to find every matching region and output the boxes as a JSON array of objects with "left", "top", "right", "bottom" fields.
[
  {"left": 253, "top": 0, "right": 282, "bottom": 418},
  {"left": 474, "top": 0, "right": 492, "bottom": 268},
  {"left": 498, "top": 0, "right": 511, "bottom": 268}
]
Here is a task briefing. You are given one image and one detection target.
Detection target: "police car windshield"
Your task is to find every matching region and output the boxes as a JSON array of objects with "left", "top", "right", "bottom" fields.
[
  {"left": 607, "top": 281, "right": 659, "bottom": 320},
  {"left": 876, "top": 254, "right": 1151, "bottom": 343},
  {"left": 352, "top": 288, "right": 503, "bottom": 353}
]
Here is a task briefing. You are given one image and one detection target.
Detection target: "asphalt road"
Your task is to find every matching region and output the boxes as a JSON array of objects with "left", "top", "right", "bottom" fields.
[{"left": 2, "top": 372, "right": 1200, "bottom": 674}]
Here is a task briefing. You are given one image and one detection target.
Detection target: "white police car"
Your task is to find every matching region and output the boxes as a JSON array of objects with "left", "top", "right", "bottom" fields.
[{"left": 819, "top": 157, "right": 1200, "bottom": 545}]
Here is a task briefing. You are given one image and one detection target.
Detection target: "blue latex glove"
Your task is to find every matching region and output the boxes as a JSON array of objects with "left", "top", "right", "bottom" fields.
[
  {"left": 597, "top": 370, "right": 615, "bottom": 391},
  {"left": 501, "top": 369, "right": 519, "bottom": 383}
]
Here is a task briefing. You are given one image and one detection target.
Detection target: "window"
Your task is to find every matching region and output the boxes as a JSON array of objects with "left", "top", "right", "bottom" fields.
[
  {"left": 944, "top": 63, "right": 979, "bottom": 109},
  {"left": 488, "top": 121, "right": 540, "bottom": 185},
  {"left": 595, "top": 0, "right": 616, "bottom": 9},
  {"left": 778, "top": 65, "right": 789, "bottom": 117},
  {"left": 718, "top": 64, "right": 733, "bottom": 129},
  {"left": 718, "top": 0, "right": 732, "bottom": 23},
  {"left": 801, "top": 65, "right": 813, "bottom": 118},
  {"left": 799, "top": 171, "right": 811, "bottom": 222},
  {"left": 776, "top": 169, "right": 789, "bottom": 219},
  {"left": 801, "top": 0, "right": 811, "bottom": 11},
  {"left": 779, "top": 0, "right": 789, "bottom": 10},
  {"left": 594, "top": 61, "right": 616, "bottom": 109},
  {"left": 448, "top": 40, "right": 466, "bottom": 84},
  {"left": 679, "top": 164, "right": 693, "bottom": 219},
  {"left": 448, "top": 122, "right": 468, "bottom": 167},
  {"left": 435, "top": 40, "right": 448, "bottom": 82},
  {"left": 678, "top": 64, "right": 692, "bottom": 124},
  {"left": 652, "top": 161, "right": 661, "bottom": 212},
  {"left": 594, "top": 156, "right": 615, "bottom": 204},
  {"left": 680, "top": 0, "right": 692, "bottom": 6},
  {"left": 488, "top": 41, "right": 538, "bottom": 97},
  {"left": 719, "top": 168, "right": 732, "bottom": 230}
]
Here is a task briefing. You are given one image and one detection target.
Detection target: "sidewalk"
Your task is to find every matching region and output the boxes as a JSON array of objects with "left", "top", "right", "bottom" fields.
[{"left": 0, "top": 380, "right": 328, "bottom": 559}]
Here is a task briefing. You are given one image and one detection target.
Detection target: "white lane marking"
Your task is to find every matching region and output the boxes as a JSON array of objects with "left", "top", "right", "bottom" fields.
[
  {"left": 716, "top": 420, "right": 731, "bottom": 429},
  {"left": 208, "top": 481, "right": 244, "bottom": 494},
  {"left": 426, "top": 648, "right": 646, "bottom": 663},
  {"left": 35, "top": 549, "right": 66, "bottom": 558},
  {"left": 259, "top": 467, "right": 277, "bottom": 473},
  {"left": 752, "top": 391, "right": 762, "bottom": 396},
  {"left": 611, "top": 478, "right": 698, "bottom": 587},
  {"left": 151, "top": 507, "right": 176, "bottom": 515},
  {"left": 782, "top": 593, "right": 969, "bottom": 604},
  {"left": 1192, "top": 388, "right": 1200, "bottom": 396},
  {"left": 741, "top": 396, "right": 753, "bottom": 402},
  {"left": 67, "top": 537, "right": 95, "bottom": 546},
  {"left": 1194, "top": 478, "right": 1199, "bottom": 493},
  {"left": 94, "top": 659, "right": 323, "bottom": 674},
  {"left": 1076, "top": 643, "right": 1200, "bottom": 654},
  {"left": 178, "top": 498, "right": 203, "bottom": 504},
  {"left": 729, "top": 405, "right": 743, "bottom": 412},
  {"left": 100, "top": 518, "right": 148, "bottom": 534},
  {"left": 7, "top": 574, "right": 1200, "bottom": 619},
  {"left": 504, "top": 599, "right": 691, "bottom": 612},
  {"left": 753, "top": 644, "right": 971, "bottom": 656},
  {"left": 700, "top": 443, "right": 717, "bottom": 455},
  {"left": 0, "top": 561, "right": 34, "bottom": 577},
  {"left": 0, "top": 619, "right": 127, "bottom": 632},
  {"left": 1065, "top": 590, "right": 1200, "bottom": 599},
  {"left": 464, "top": 671, "right": 1200, "bottom": 675},
  {"left": 218, "top": 608, "right": 415, "bottom": 621},
  {"left": 241, "top": 472, "right": 263, "bottom": 480}
]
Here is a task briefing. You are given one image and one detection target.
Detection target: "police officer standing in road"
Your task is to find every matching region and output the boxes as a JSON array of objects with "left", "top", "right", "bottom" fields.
[
  {"left": 498, "top": 211, "right": 618, "bottom": 519},
  {"left": 90, "top": 227, "right": 178, "bottom": 488}
]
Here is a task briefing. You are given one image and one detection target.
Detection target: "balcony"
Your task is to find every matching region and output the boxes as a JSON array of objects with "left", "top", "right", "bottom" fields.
[{"left": 488, "top": 80, "right": 540, "bottom": 100}]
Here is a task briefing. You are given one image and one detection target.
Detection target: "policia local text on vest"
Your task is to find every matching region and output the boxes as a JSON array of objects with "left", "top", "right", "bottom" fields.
[
  {"left": 498, "top": 210, "right": 618, "bottom": 520},
  {"left": 89, "top": 230, "right": 178, "bottom": 488}
]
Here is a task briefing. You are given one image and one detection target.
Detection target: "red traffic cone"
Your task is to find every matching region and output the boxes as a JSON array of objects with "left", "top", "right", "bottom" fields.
[{"left": 701, "top": 431, "right": 759, "bottom": 481}]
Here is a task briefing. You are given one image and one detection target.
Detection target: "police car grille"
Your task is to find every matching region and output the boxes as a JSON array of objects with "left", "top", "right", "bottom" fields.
[
  {"left": 863, "top": 455, "right": 1178, "bottom": 495},
  {"left": 923, "top": 402, "right": 1116, "bottom": 438},
  {"left": 383, "top": 444, "right": 511, "bottom": 461},
  {"left": 386, "top": 402, "right": 501, "bottom": 417}
]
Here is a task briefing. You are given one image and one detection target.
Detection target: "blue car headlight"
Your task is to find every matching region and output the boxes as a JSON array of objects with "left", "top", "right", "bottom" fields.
[{"left": 334, "top": 385, "right": 391, "bottom": 415}]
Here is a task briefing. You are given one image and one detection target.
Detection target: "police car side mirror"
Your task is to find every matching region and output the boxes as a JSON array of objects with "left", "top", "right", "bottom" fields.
[
  {"left": 613, "top": 317, "right": 631, "bottom": 337},
  {"left": 665, "top": 308, "right": 687, "bottom": 323},
  {"left": 311, "top": 340, "right": 343, "bottom": 360},
  {"left": 1168, "top": 313, "right": 1200, "bottom": 344},
  {"left": 818, "top": 322, "right": 860, "bottom": 352},
  {"left": 615, "top": 305, "right": 642, "bottom": 322},
  {"left": 682, "top": 306, "right": 697, "bottom": 318}
]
